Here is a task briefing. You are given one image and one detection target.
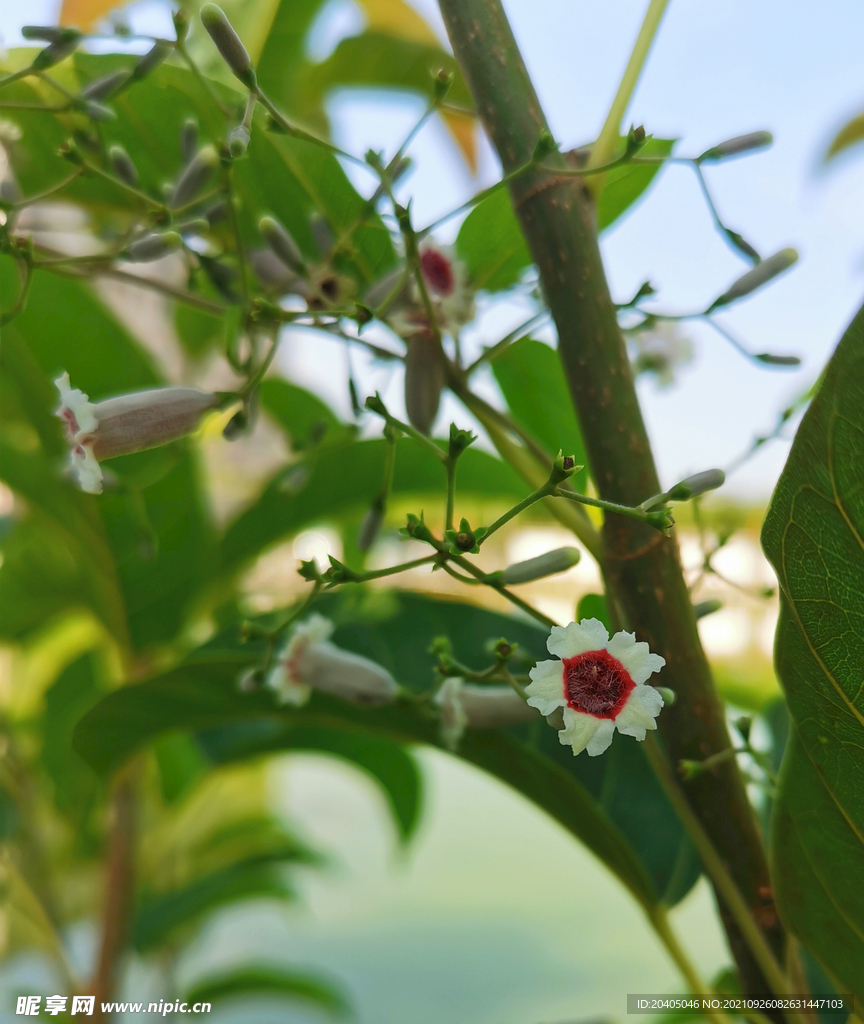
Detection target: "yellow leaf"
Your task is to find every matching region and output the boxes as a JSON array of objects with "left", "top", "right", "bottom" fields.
[
  {"left": 825, "top": 110, "right": 864, "bottom": 162},
  {"left": 60, "top": 0, "right": 124, "bottom": 29},
  {"left": 355, "top": 0, "right": 439, "bottom": 45},
  {"left": 442, "top": 109, "right": 478, "bottom": 175}
]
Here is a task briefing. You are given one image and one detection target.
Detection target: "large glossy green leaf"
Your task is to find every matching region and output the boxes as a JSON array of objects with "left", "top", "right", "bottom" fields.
[
  {"left": 74, "top": 592, "right": 699, "bottom": 911},
  {"left": 456, "top": 138, "right": 674, "bottom": 293},
  {"left": 762, "top": 301, "right": 864, "bottom": 1000},
  {"left": 183, "top": 966, "right": 349, "bottom": 1018},
  {"left": 216, "top": 437, "right": 527, "bottom": 579},
  {"left": 492, "top": 336, "right": 589, "bottom": 489},
  {"left": 197, "top": 721, "right": 422, "bottom": 844}
]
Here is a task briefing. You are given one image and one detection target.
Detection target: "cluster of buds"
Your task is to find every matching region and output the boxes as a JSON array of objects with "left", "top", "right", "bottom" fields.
[{"left": 55, "top": 374, "right": 220, "bottom": 494}]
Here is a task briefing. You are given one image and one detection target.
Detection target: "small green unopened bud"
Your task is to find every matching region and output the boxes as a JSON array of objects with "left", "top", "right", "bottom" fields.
[
  {"left": 169, "top": 145, "right": 219, "bottom": 209},
  {"left": 297, "top": 558, "right": 321, "bottom": 582},
  {"left": 228, "top": 124, "right": 250, "bottom": 158},
  {"left": 755, "top": 352, "right": 801, "bottom": 367},
  {"left": 259, "top": 215, "right": 305, "bottom": 274},
  {"left": 222, "top": 408, "right": 248, "bottom": 439},
  {"left": 31, "top": 37, "right": 81, "bottom": 70},
  {"left": 432, "top": 67, "right": 453, "bottom": 101},
  {"left": 22, "top": 25, "right": 82, "bottom": 44},
  {"left": 404, "top": 333, "right": 444, "bottom": 435},
  {"left": 82, "top": 100, "right": 116, "bottom": 122},
  {"left": 58, "top": 139, "right": 84, "bottom": 165},
  {"left": 200, "top": 3, "right": 256, "bottom": 88},
  {"left": 678, "top": 759, "right": 707, "bottom": 781},
  {"left": 724, "top": 230, "right": 760, "bottom": 263},
  {"left": 501, "top": 546, "right": 581, "bottom": 585},
  {"left": 625, "top": 124, "right": 647, "bottom": 156},
  {"left": 237, "top": 667, "right": 264, "bottom": 693},
  {"left": 549, "top": 451, "right": 579, "bottom": 484},
  {"left": 448, "top": 423, "right": 477, "bottom": 460},
  {"left": 734, "top": 716, "right": 752, "bottom": 743},
  {"left": 694, "top": 599, "right": 722, "bottom": 620},
  {"left": 699, "top": 132, "right": 773, "bottom": 163},
  {"left": 172, "top": 9, "right": 189, "bottom": 43},
  {"left": 180, "top": 118, "right": 198, "bottom": 163},
  {"left": 358, "top": 497, "right": 385, "bottom": 552},
  {"left": 532, "top": 128, "right": 557, "bottom": 162},
  {"left": 131, "top": 41, "right": 170, "bottom": 81},
  {"left": 127, "top": 231, "right": 183, "bottom": 262},
  {"left": 667, "top": 468, "right": 725, "bottom": 502},
  {"left": 81, "top": 69, "right": 130, "bottom": 101},
  {"left": 657, "top": 687, "right": 676, "bottom": 706},
  {"left": 109, "top": 144, "right": 139, "bottom": 186},
  {"left": 710, "top": 248, "right": 798, "bottom": 309}
]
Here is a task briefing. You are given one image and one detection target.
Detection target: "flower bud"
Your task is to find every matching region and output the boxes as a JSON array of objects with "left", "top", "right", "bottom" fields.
[
  {"left": 358, "top": 496, "right": 385, "bottom": 552},
  {"left": 55, "top": 373, "right": 219, "bottom": 494},
  {"left": 667, "top": 468, "right": 725, "bottom": 502},
  {"left": 266, "top": 615, "right": 399, "bottom": 706},
  {"left": 259, "top": 215, "right": 305, "bottom": 274},
  {"left": 169, "top": 145, "right": 220, "bottom": 209},
  {"left": 435, "top": 678, "right": 537, "bottom": 749},
  {"left": 404, "top": 331, "right": 444, "bottom": 435},
  {"left": 130, "top": 42, "right": 170, "bottom": 81},
  {"left": 127, "top": 231, "right": 183, "bottom": 263},
  {"left": 180, "top": 118, "right": 198, "bottom": 163},
  {"left": 699, "top": 132, "right": 773, "bottom": 163},
  {"left": 501, "top": 546, "right": 581, "bottom": 585},
  {"left": 228, "top": 124, "right": 250, "bottom": 159},
  {"left": 31, "top": 37, "right": 81, "bottom": 70},
  {"left": 82, "top": 101, "right": 116, "bottom": 123},
  {"left": 448, "top": 423, "right": 476, "bottom": 460},
  {"left": 710, "top": 248, "right": 798, "bottom": 309},
  {"left": 200, "top": 3, "right": 256, "bottom": 89},
  {"left": 81, "top": 69, "right": 130, "bottom": 101},
  {"left": 754, "top": 352, "right": 801, "bottom": 367},
  {"left": 109, "top": 144, "right": 139, "bottom": 187},
  {"left": 693, "top": 599, "right": 722, "bottom": 620},
  {"left": 22, "top": 25, "right": 82, "bottom": 44}
]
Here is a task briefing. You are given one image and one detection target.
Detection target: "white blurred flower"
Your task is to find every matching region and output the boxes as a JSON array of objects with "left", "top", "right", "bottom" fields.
[
  {"left": 266, "top": 614, "right": 399, "bottom": 706},
  {"left": 434, "top": 676, "right": 537, "bottom": 750},
  {"left": 631, "top": 321, "right": 693, "bottom": 387},
  {"left": 526, "top": 618, "right": 666, "bottom": 757},
  {"left": 55, "top": 373, "right": 218, "bottom": 494},
  {"left": 387, "top": 241, "right": 475, "bottom": 339}
]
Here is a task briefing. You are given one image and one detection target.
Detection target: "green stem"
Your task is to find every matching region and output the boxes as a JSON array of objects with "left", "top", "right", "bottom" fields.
[
  {"left": 349, "top": 554, "right": 438, "bottom": 582},
  {"left": 464, "top": 309, "right": 549, "bottom": 374},
  {"left": 445, "top": 458, "right": 457, "bottom": 531},
  {"left": 0, "top": 260, "right": 33, "bottom": 326},
  {"left": 81, "top": 158, "right": 166, "bottom": 211},
  {"left": 257, "top": 90, "right": 372, "bottom": 172},
  {"left": 643, "top": 735, "right": 790, "bottom": 1000},
  {"left": 479, "top": 479, "right": 555, "bottom": 544},
  {"left": 419, "top": 159, "right": 534, "bottom": 235},
  {"left": 448, "top": 553, "right": 557, "bottom": 628},
  {"left": 585, "top": 0, "right": 669, "bottom": 192},
  {"left": 176, "top": 44, "right": 231, "bottom": 117},
  {"left": 366, "top": 396, "right": 447, "bottom": 462},
  {"left": 9, "top": 168, "right": 83, "bottom": 209},
  {"left": 648, "top": 906, "right": 735, "bottom": 1024},
  {"left": 554, "top": 485, "right": 666, "bottom": 528}
]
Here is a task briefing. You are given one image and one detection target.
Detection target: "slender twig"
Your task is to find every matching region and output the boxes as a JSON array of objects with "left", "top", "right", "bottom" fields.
[
  {"left": 464, "top": 310, "right": 550, "bottom": 374},
  {"left": 9, "top": 168, "right": 84, "bottom": 209},
  {"left": 175, "top": 43, "right": 230, "bottom": 116}
]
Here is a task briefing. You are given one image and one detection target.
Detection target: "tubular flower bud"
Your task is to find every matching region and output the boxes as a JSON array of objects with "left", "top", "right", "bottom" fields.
[
  {"left": 131, "top": 42, "right": 170, "bottom": 81},
  {"left": 81, "top": 69, "right": 130, "bottom": 101},
  {"left": 259, "top": 216, "right": 305, "bottom": 274},
  {"left": 435, "top": 678, "right": 537, "bottom": 750},
  {"left": 200, "top": 4, "right": 256, "bottom": 89},
  {"left": 22, "top": 26, "right": 82, "bottom": 44},
  {"left": 180, "top": 118, "right": 198, "bottom": 163},
  {"left": 266, "top": 615, "right": 399, "bottom": 706},
  {"left": 526, "top": 618, "right": 666, "bottom": 757},
  {"left": 169, "top": 146, "right": 220, "bottom": 210},
  {"left": 501, "top": 547, "right": 581, "bottom": 585},
  {"left": 109, "top": 144, "right": 139, "bottom": 186},
  {"left": 710, "top": 248, "right": 798, "bottom": 309},
  {"left": 699, "top": 132, "right": 773, "bottom": 162},
  {"left": 127, "top": 231, "right": 183, "bottom": 263},
  {"left": 32, "top": 37, "right": 81, "bottom": 70},
  {"left": 54, "top": 373, "right": 219, "bottom": 494},
  {"left": 404, "top": 330, "right": 445, "bottom": 435},
  {"left": 667, "top": 468, "right": 725, "bottom": 501},
  {"left": 228, "top": 125, "right": 250, "bottom": 159}
]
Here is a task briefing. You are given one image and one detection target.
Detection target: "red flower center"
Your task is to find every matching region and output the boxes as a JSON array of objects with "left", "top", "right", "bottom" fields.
[
  {"left": 563, "top": 649, "right": 635, "bottom": 719},
  {"left": 420, "top": 248, "right": 455, "bottom": 296}
]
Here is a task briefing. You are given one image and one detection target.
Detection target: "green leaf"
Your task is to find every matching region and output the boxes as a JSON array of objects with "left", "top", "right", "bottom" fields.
[
  {"left": 153, "top": 732, "right": 208, "bottom": 804},
  {"left": 492, "top": 337, "right": 589, "bottom": 488},
  {"left": 455, "top": 138, "right": 674, "bottom": 293},
  {"left": 74, "top": 592, "right": 699, "bottom": 911},
  {"left": 174, "top": 301, "right": 223, "bottom": 362},
  {"left": 456, "top": 188, "right": 530, "bottom": 293},
  {"left": 597, "top": 137, "right": 675, "bottom": 232},
  {"left": 133, "top": 856, "right": 297, "bottom": 951},
  {"left": 183, "top": 966, "right": 349, "bottom": 1018},
  {"left": 258, "top": 378, "right": 356, "bottom": 451},
  {"left": 825, "top": 110, "right": 864, "bottom": 162},
  {"left": 216, "top": 437, "right": 527, "bottom": 579},
  {"left": 761, "top": 301, "right": 864, "bottom": 1001},
  {"left": 197, "top": 721, "right": 423, "bottom": 844}
]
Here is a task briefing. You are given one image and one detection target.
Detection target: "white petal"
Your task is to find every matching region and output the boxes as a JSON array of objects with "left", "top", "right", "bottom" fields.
[
  {"left": 525, "top": 660, "right": 566, "bottom": 715},
  {"left": 608, "top": 630, "right": 666, "bottom": 685},
  {"left": 55, "top": 372, "right": 98, "bottom": 433},
  {"left": 558, "top": 706, "right": 602, "bottom": 756},
  {"left": 546, "top": 618, "right": 609, "bottom": 659},
  {"left": 435, "top": 677, "right": 468, "bottom": 750},
  {"left": 614, "top": 684, "right": 663, "bottom": 738},
  {"left": 586, "top": 718, "right": 616, "bottom": 756},
  {"left": 265, "top": 664, "right": 310, "bottom": 706},
  {"left": 71, "top": 445, "right": 103, "bottom": 494},
  {"left": 293, "top": 614, "right": 335, "bottom": 646}
]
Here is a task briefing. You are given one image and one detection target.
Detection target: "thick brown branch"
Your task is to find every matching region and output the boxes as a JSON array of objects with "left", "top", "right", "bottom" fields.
[{"left": 438, "top": 0, "right": 784, "bottom": 997}]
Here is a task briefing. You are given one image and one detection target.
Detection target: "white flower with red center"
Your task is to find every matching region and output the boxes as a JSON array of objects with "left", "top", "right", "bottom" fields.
[
  {"left": 526, "top": 618, "right": 666, "bottom": 756},
  {"left": 387, "top": 241, "right": 474, "bottom": 340},
  {"left": 266, "top": 614, "right": 400, "bottom": 707},
  {"left": 55, "top": 372, "right": 103, "bottom": 494}
]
